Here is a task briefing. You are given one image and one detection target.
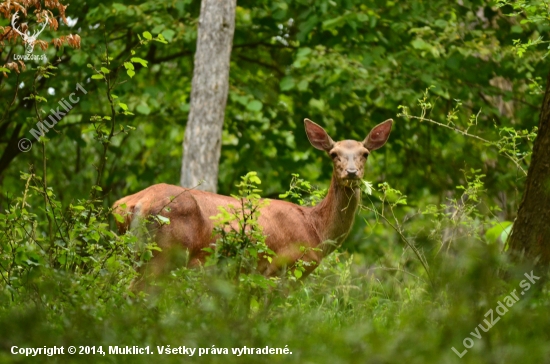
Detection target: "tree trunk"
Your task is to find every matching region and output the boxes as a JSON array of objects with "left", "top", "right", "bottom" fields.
[
  {"left": 508, "top": 69, "right": 550, "bottom": 265},
  {"left": 180, "top": 0, "right": 236, "bottom": 193}
]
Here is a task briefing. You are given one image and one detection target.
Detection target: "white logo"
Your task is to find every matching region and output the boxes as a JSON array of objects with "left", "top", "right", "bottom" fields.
[{"left": 11, "top": 11, "right": 48, "bottom": 54}]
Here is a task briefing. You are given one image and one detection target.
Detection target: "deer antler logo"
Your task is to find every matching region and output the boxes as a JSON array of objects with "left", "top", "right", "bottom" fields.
[{"left": 11, "top": 11, "right": 49, "bottom": 54}]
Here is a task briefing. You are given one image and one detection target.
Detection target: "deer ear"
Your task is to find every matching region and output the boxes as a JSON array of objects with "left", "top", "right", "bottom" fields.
[
  {"left": 364, "top": 119, "right": 393, "bottom": 151},
  {"left": 304, "top": 118, "right": 335, "bottom": 151}
]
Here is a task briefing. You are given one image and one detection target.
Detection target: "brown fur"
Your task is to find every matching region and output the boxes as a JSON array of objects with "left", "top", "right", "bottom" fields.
[{"left": 113, "top": 119, "right": 392, "bottom": 281}]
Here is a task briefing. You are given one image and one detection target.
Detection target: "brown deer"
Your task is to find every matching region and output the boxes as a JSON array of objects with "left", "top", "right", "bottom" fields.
[{"left": 113, "top": 118, "right": 392, "bottom": 281}]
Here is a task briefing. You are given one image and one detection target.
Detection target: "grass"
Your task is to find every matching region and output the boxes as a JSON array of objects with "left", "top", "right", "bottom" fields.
[
  {"left": 1, "top": 174, "right": 549, "bottom": 363},
  {"left": 1, "top": 245, "right": 549, "bottom": 364}
]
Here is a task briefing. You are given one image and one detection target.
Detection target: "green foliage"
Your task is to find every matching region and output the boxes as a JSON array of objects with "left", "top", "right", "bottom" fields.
[
  {"left": 278, "top": 173, "right": 326, "bottom": 206},
  {"left": 0, "top": 172, "right": 143, "bottom": 307},
  {"left": 2, "top": 166, "right": 550, "bottom": 362},
  {"left": 399, "top": 87, "right": 538, "bottom": 176},
  {"left": 2, "top": 0, "right": 546, "bottom": 214},
  {"left": 207, "top": 172, "right": 276, "bottom": 286},
  {"left": 1, "top": 0, "right": 550, "bottom": 362}
]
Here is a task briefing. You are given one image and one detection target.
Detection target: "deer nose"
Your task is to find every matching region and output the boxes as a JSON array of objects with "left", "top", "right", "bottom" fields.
[{"left": 346, "top": 168, "right": 358, "bottom": 177}]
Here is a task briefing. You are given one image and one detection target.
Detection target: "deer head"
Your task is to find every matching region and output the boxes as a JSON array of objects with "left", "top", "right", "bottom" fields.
[
  {"left": 304, "top": 118, "right": 393, "bottom": 187},
  {"left": 11, "top": 11, "right": 49, "bottom": 53}
]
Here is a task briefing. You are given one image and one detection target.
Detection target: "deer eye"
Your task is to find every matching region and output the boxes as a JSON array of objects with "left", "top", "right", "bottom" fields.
[
  {"left": 363, "top": 152, "right": 369, "bottom": 158},
  {"left": 330, "top": 152, "right": 338, "bottom": 159}
]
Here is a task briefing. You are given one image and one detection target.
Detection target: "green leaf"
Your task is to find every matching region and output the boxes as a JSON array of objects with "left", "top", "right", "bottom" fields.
[
  {"left": 249, "top": 175, "right": 261, "bottom": 184},
  {"left": 91, "top": 74, "right": 103, "bottom": 79},
  {"left": 136, "top": 103, "right": 151, "bottom": 115},
  {"left": 362, "top": 180, "right": 373, "bottom": 195},
  {"left": 511, "top": 25, "right": 523, "bottom": 33},
  {"left": 280, "top": 76, "right": 295, "bottom": 91},
  {"left": 113, "top": 213, "right": 125, "bottom": 223},
  {"left": 156, "top": 215, "right": 170, "bottom": 225},
  {"left": 411, "top": 38, "right": 429, "bottom": 50},
  {"left": 294, "top": 269, "right": 302, "bottom": 279},
  {"left": 100, "top": 67, "right": 110, "bottom": 74},
  {"left": 143, "top": 31, "right": 153, "bottom": 40},
  {"left": 142, "top": 250, "right": 153, "bottom": 261},
  {"left": 151, "top": 25, "right": 165, "bottom": 34},
  {"left": 126, "top": 69, "right": 136, "bottom": 78},
  {"left": 246, "top": 100, "right": 263, "bottom": 112},
  {"left": 434, "top": 19, "right": 448, "bottom": 28},
  {"left": 501, "top": 224, "right": 513, "bottom": 245},
  {"left": 131, "top": 57, "right": 148, "bottom": 67},
  {"left": 112, "top": 3, "right": 127, "bottom": 12},
  {"left": 322, "top": 16, "right": 345, "bottom": 30},
  {"left": 485, "top": 221, "right": 513, "bottom": 244},
  {"left": 297, "top": 79, "right": 309, "bottom": 91},
  {"left": 309, "top": 98, "right": 325, "bottom": 111},
  {"left": 161, "top": 29, "right": 176, "bottom": 42},
  {"left": 357, "top": 13, "right": 369, "bottom": 22},
  {"left": 155, "top": 33, "right": 168, "bottom": 44},
  {"left": 57, "top": 254, "right": 66, "bottom": 265}
]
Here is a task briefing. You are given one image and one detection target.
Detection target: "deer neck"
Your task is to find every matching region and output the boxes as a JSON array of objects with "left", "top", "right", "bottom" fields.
[{"left": 310, "top": 175, "right": 361, "bottom": 252}]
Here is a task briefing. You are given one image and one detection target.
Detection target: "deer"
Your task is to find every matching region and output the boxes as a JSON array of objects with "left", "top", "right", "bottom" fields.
[{"left": 113, "top": 118, "right": 392, "bottom": 284}]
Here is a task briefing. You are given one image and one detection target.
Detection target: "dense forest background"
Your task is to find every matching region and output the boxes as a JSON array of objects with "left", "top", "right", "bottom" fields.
[{"left": 1, "top": 0, "right": 550, "bottom": 363}]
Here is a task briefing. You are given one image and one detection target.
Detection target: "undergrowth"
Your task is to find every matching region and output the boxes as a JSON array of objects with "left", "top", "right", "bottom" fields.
[{"left": 1, "top": 169, "right": 549, "bottom": 364}]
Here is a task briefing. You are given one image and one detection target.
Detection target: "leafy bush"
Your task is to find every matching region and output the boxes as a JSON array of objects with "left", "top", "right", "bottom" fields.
[{"left": 1, "top": 171, "right": 550, "bottom": 364}]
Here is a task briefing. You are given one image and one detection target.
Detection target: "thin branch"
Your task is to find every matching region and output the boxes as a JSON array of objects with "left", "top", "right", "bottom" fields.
[
  {"left": 401, "top": 114, "right": 528, "bottom": 176},
  {"left": 236, "top": 54, "right": 284, "bottom": 76},
  {"left": 362, "top": 203, "right": 432, "bottom": 286},
  {"left": 149, "top": 49, "right": 193, "bottom": 64},
  {"left": 0, "top": 72, "right": 20, "bottom": 124},
  {"left": 365, "top": 266, "right": 426, "bottom": 283},
  {"left": 233, "top": 41, "right": 298, "bottom": 49}
]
